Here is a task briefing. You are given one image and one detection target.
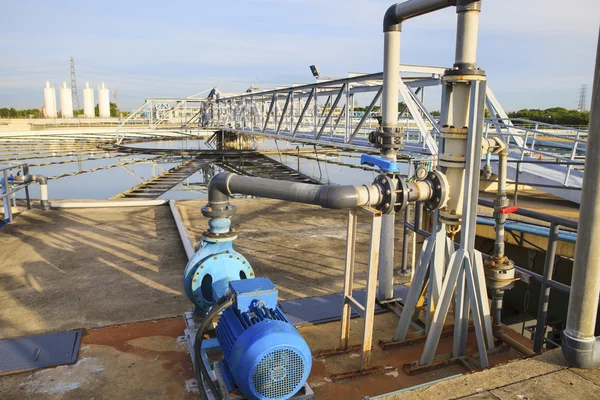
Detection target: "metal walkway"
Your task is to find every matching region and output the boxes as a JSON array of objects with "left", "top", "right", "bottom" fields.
[
  {"left": 118, "top": 65, "right": 589, "bottom": 203},
  {"left": 111, "top": 157, "right": 214, "bottom": 199},
  {"left": 111, "top": 151, "right": 320, "bottom": 199},
  {"left": 216, "top": 153, "right": 320, "bottom": 184}
]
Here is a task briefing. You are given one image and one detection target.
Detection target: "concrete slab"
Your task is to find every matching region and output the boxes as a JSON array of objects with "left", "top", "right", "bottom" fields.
[
  {"left": 176, "top": 199, "right": 408, "bottom": 301},
  {"left": 381, "top": 350, "right": 570, "bottom": 400},
  {"left": 490, "top": 369, "right": 600, "bottom": 399},
  {"left": 570, "top": 366, "right": 600, "bottom": 388},
  {"left": 0, "top": 204, "right": 188, "bottom": 339}
]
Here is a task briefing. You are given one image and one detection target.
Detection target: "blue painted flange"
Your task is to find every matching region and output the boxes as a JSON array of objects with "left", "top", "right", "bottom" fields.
[{"left": 183, "top": 235, "right": 254, "bottom": 316}]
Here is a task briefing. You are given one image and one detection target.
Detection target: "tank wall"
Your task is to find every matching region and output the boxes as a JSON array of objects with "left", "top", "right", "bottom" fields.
[
  {"left": 83, "top": 86, "right": 95, "bottom": 118},
  {"left": 59, "top": 86, "right": 73, "bottom": 118},
  {"left": 43, "top": 86, "right": 57, "bottom": 118}
]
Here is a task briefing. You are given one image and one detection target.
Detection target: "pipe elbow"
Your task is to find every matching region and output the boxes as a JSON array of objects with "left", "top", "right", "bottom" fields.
[
  {"left": 33, "top": 175, "right": 47, "bottom": 185},
  {"left": 316, "top": 185, "right": 360, "bottom": 209},
  {"left": 562, "top": 330, "right": 600, "bottom": 369},
  {"left": 207, "top": 173, "right": 233, "bottom": 205},
  {"left": 383, "top": 4, "right": 401, "bottom": 32}
]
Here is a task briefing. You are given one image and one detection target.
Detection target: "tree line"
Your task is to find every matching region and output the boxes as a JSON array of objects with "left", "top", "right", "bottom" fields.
[
  {"left": 353, "top": 103, "right": 589, "bottom": 127},
  {"left": 0, "top": 102, "right": 124, "bottom": 118}
]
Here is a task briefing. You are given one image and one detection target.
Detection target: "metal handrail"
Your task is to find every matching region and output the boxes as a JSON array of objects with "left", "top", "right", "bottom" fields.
[
  {"left": 1, "top": 163, "right": 32, "bottom": 224},
  {"left": 401, "top": 195, "right": 578, "bottom": 354}
]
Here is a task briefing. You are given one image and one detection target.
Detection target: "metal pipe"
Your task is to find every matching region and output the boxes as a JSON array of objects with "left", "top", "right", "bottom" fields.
[
  {"left": 169, "top": 200, "right": 195, "bottom": 261},
  {"left": 380, "top": 0, "right": 456, "bottom": 301},
  {"left": 562, "top": 30, "right": 600, "bottom": 369},
  {"left": 494, "top": 149, "right": 508, "bottom": 257},
  {"left": 494, "top": 328, "right": 536, "bottom": 357},
  {"left": 13, "top": 174, "right": 49, "bottom": 210},
  {"left": 533, "top": 222, "right": 560, "bottom": 353},
  {"left": 454, "top": 1, "right": 481, "bottom": 68},
  {"left": 207, "top": 172, "right": 382, "bottom": 212},
  {"left": 383, "top": 0, "right": 456, "bottom": 32},
  {"left": 50, "top": 200, "right": 168, "bottom": 208}
]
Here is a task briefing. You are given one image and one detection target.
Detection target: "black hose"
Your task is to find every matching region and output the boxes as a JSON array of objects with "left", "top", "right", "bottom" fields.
[{"left": 194, "top": 295, "right": 233, "bottom": 400}]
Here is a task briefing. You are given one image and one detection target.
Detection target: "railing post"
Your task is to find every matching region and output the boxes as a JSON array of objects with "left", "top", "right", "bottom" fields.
[
  {"left": 2, "top": 170, "right": 12, "bottom": 224},
  {"left": 513, "top": 161, "right": 521, "bottom": 206},
  {"left": 533, "top": 222, "right": 560, "bottom": 352}
]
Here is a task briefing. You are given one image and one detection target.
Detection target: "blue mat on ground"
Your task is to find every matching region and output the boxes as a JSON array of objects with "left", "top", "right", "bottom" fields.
[
  {"left": 0, "top": 330, "right": 83, "bottom": 376},
  {"left": 279, "top": 284, "right": 409, "bottom": 327}
]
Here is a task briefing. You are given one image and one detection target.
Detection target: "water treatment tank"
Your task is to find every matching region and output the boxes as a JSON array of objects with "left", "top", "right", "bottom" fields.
[
  {"left": 59, "top": 82, "right": 73, "bottom": 118},
  {"left": 83, "top": 82, "right": 95, "bottom": 118},
  {"left": 98, "top": 82, "right": 110, "bottom": 118},
  {"left": 43, "top": 81, "right": 57, "bottom": 118}
]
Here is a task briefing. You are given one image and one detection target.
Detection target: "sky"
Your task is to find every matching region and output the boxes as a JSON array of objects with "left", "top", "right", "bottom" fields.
[{"left": 0, "top": 0, "right": 598, "bottom": 112}]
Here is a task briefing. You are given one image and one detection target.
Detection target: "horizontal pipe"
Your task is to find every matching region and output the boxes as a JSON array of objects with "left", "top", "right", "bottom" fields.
[
  {"left": 208, "top": 172, "right": 382, "bottom": 211},
  {"left": 478, "top": 199, "right": 578, "bottom": 230},
  {"left": 383, "top": 0, "right": 456, "bottom": 31},
  {"left": 493, "top": 329, "right": 536, "bottom": 357},
  {"left": 169, "top": 200, "right": 195, "bottom": 260},
  {"left": 50, "top": 200, "right": 168, "bottom": 208}
]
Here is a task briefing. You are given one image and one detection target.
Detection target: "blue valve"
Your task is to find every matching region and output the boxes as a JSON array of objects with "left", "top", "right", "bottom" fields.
[{"left": 360, "top": 154, "right": 400, "bottom": 173}]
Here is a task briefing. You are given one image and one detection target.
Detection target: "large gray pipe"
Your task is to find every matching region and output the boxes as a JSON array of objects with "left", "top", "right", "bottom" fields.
[
  {"left": 562, "top": 30, "right": 600, "bottom": 369},
  {"left": 207, "top": 173, "right": 382, "bottom": 212},
  {"left": 379, "top": 0, "right": 456, "bottom": 300}
]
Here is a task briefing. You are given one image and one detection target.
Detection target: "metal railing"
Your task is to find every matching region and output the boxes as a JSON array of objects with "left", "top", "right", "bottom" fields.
[
  {"left": 485, "top": 118, "right": 587, "bottom": 187},
  {"left": 1, "top": 163, "right": 32, "bottom": 224},
  {"left": 400, "top": 193, "right": 578, "bottom": 354}
]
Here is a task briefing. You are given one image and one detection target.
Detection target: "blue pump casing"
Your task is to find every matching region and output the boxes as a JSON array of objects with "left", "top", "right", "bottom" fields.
[
  {"left": 216, "top": 278, "right": 312, "bottom": 400},
  {"left": 183, "top": 234, "right": 255, "bottom": 316}
]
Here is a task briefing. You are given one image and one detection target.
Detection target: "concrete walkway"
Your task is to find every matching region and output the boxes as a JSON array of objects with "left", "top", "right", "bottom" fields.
[{"left": 380, "top": 349, "right": 600, "bottom": 400}]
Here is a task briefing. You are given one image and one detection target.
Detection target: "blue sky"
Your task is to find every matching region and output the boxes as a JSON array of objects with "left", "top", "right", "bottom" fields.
[{"left": 0, "top": 0, "right": 598, "bottom": 112}]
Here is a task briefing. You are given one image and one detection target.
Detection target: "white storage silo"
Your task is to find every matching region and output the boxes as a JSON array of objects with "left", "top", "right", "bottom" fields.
[
  {"left": 43, "top": 81, "right": 57, "bottom": 118},
  {"left": 59, "top": 82, "right": 73, "bottom": 118},
  {"left": 98, "top": 82, "right": 110, "bottom": 118},
  {"left": 83, "top": 82, "right": 95, "bottom": 118}
]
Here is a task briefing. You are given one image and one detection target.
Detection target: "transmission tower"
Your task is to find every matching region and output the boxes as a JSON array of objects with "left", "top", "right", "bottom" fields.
[
  {"left": 578, "top": 84, "right": 588, "bottom": 112},
  {"left": 70, "top": 57, "right": 81, "bottom": 110}
]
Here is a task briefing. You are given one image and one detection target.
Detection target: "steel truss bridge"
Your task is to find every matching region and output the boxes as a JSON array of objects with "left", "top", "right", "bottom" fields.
[{"left": 119, "top": 64, "right": 586, "bottom": 204}]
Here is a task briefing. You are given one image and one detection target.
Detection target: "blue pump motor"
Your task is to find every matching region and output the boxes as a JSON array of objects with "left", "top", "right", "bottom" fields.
[
  {"left": 183, "top": 233, "right": 255, "bottom": 316},
  {"left": 216, "top": 278, "right": 312, "bottom": 400}
]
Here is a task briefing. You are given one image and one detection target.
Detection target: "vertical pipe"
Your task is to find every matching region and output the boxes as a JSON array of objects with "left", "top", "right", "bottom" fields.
[
  {"left": 401, "top": 203, "right": 411, "bottom": 274},
  {"left": 495, "top": 151, "right": 508, "bottom": 257},
  {"left": 454, "top": 1, "right": 481, "bottom": 68},
  {"left": 562, "top": 30, "right": 600, "bottom": 368},
  {"left": 377, "top": 30, "right": 401, "bottom": 301},
  {"left": 533, "top": 222, "right": 559, "bottom": 353},
  {"left": 382, "top": 31, "right": 401, "bottom": 144}
]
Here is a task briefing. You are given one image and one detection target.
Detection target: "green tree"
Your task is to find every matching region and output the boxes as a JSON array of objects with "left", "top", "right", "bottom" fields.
[{"left": 94, "top": 102, "right": 119, "bottom": 117}]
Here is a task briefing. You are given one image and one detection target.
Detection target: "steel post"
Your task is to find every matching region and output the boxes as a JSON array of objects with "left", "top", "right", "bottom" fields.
[{"left": 533, "top": 222, "right": 560, "bottom": 353}]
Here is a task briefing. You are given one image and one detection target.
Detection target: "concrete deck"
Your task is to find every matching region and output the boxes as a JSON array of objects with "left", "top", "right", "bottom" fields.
[
  {"left": 0, "top": 200, "right": 597, "bottom": 400},
  {"left": 381, "top": 349, "right": 600, "bottom": 400}
]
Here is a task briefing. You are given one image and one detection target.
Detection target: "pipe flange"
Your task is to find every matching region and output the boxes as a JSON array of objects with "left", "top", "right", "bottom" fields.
[
  {"left": 201, "top": 203, "right": 237, "bottom": 219},
  {"left": 373, "top": 174, "right": 396, "bottom": 214},
  {"left": 424, "top": 170, "right": 449, "bottom": 211},
  {"left": 394, "top": 178, "right": 409, "bottom": 213},
  {"left": 443, "top": 67, "right": 486, "bottom": 79},
  {"left": 202, "top": 231, "right": 239, "bottom": 242},
  {"left": 484, "top": 256, "right": 518, "bottom": 291},
  {"left": 369, "top": 127, "right": 405, "bottom": 151}
]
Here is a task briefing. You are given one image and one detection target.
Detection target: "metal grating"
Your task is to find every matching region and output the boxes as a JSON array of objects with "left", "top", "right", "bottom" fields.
[
  {"left": 279, "top": 285, "right": 408, "bottom": 327},
  {"left": 252, "top": 348, "right": 304, "bottom": 399},
  {"left": 279, "top": 285, "right": 409, "bottom": 327},
  {"left": 0, "top": 330, "right": 82, "bottom": 376}
]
